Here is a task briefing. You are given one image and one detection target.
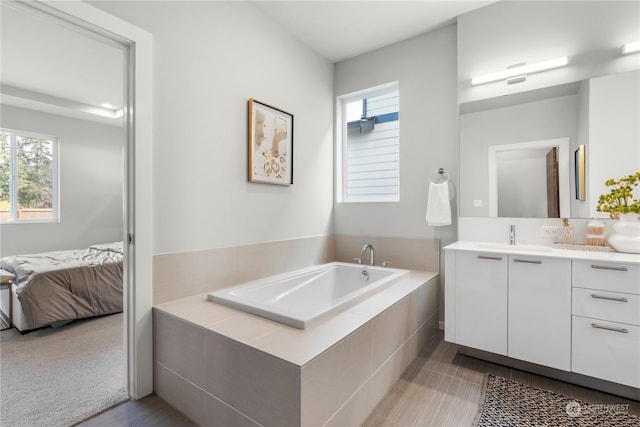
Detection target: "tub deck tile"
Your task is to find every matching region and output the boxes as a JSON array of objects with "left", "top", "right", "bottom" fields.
[{"left": 249, "top": 311, "right": 371, "bottom": 366}]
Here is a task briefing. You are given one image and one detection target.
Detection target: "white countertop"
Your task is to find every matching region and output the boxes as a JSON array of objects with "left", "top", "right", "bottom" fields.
[
  {"left": 444, "top": 240, "right": 640, "bottom": 264},
  {"left": 155, "top": 270, "right": 438, "bottom": 367}
]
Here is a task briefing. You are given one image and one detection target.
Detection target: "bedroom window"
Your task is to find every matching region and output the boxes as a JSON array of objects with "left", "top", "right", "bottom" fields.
[
  {"left": 336, "top": 82, "right": 400, "bottom": 203},
  {"left": 0, "top": 129, "right": 59, "bottom": 223}
]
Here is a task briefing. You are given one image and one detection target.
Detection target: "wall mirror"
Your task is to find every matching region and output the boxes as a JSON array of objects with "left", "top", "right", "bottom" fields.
[
  {"left": 488, "top": 138, "right": 569, "bottom": 219},
  {"left": 457, "top": 1, "right": 640, "bottom": 219}
]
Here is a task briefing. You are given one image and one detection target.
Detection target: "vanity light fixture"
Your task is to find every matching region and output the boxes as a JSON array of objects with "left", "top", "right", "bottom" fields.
[
  {"left": 471, "top": 56, "right": 569, "bottom": 86},
  {"left": 622, "top": 40, "right": 640, "bottom": 55}
]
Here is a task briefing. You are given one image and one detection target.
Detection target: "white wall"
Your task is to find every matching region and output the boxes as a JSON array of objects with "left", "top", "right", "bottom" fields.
[
  {"left": 588, "top": 70, "right": 640, "bottom": 218},
  {"left": 92, "top": 1, "right": 335, "bottom": 255},
  {"left": 333, "top": 25, "right": 458, "bottom": 244},
  {"left": 0, "top": 105, "right": 123, "bottom": 255}
]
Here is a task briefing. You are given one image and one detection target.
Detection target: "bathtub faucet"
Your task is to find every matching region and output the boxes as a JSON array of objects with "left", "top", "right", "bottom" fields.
[{"left": 361, "top": 243, "right": 375, "bottom": 266}]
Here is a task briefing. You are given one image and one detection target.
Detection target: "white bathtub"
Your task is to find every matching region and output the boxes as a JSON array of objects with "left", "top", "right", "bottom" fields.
[{"left": 207, "top": 262, "right": 410, "bottom": 329}]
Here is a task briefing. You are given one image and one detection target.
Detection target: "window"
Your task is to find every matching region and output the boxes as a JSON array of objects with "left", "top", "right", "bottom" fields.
[
  {"left": 1, "top": 129, "right": 58, "bottom": 223},
  {"left": 337, "top": 82, "right": 399, "bottom": 202}
]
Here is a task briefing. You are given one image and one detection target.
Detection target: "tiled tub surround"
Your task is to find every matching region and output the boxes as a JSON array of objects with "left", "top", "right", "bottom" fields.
[
  {"left": 153, "top": 234, "right": 440, "bottom": 305},
  {"left": 154, "top": 270, "right": 438, "bottom": 426},
  {"left": 153, "top": 235, "right": 335, "bottom": 304}
]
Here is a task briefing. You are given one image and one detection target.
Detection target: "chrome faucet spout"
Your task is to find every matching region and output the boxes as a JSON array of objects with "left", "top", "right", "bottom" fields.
[
  {"left": 361, "top": 244, "right": 375, "bottom": 266},
  {"left": 509, "top": 224, "right": 516, "bottom": 245}
]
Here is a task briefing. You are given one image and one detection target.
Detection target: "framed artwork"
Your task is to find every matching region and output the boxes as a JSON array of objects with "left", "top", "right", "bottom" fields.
[
  {"left": 574, "top": 144, "right": 586, "bottom": 200},
  {"left": 248, "top": 98, "right": 293, "bottom": 185}
]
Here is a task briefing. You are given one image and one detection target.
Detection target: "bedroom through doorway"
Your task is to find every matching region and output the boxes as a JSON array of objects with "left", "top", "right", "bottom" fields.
[{"left": 0, "top": 1, "right": 138, "bottom": 424}]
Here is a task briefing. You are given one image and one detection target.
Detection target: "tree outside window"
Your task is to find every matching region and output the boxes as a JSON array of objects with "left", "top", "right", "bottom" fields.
[{"left": 1, "top": 130, "right": 58, "bottom": 222}]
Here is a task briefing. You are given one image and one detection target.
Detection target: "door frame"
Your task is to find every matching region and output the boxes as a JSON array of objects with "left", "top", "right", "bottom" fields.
[{"left": 24, "top": 0, "right": 154, "bottom": 399}]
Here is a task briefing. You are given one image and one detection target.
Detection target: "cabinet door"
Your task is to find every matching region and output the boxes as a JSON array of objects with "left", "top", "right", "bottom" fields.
[
  {"left": 455, "top": 251, "right": 508, "bottom": 355},
  {"left": 572, "top": 316, "right": 640, "bottom": 388},
  {"left": 508, "top": 256, "right": 571, "bottom": 371}
]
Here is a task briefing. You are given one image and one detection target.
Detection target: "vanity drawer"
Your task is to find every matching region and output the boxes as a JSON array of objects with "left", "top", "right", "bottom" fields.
[
  {"left": 572, "top": 288, "right": 640, "bottom": 326},
  {"left": 572, "top": 315, "right": 640, "bottom": 388},
  {"left": 572, "top": 260, "right": 640, "bottom": 295}
]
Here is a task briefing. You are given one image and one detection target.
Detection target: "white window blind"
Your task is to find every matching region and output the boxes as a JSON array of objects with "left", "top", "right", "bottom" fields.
[{"left": 340, "top": 85, "right": 399, "bottom": 202}]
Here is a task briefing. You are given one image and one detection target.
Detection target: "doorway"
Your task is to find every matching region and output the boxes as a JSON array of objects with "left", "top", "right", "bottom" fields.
[{"left": 0, "top": 0, "right": 153, "bottom": 403}]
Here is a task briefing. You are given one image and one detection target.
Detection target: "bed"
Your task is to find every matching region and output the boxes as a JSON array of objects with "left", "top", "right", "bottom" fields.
[{"left": 0, "top": 242, "right": 123, "bottom": 332}]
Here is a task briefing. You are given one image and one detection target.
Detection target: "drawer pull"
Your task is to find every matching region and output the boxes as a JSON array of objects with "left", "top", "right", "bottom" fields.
[
  {"left": 590, "top": 294, "right": 629, "bottom": 303},
  {"left": 591, "top": 323, "right": 628, "bottom": 334},
  {"left": 590, "top": 264, "right": 628, "bottom": 272},
  {"left": 477, "top": 255, "right": 503, "bottom": 261},
  {"left": 513, "top": 258, "right": 542, "bottom": 264}
]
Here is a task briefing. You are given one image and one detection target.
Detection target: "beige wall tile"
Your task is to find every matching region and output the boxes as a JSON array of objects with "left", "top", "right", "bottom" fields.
[
  {"left": 370, "top": 341, "right": 413, "bottom": 408},
  {"left": 301, "top": 324, "right": 373, "bottom": 427},
  {"left": 154, "top": 247, "right": 235, "bottom": 304},
  {"left": 155, "top": 362, "right": 205, "bottom": 426},
  {"left": 288, "top": 235, "right": 335, "bottom": 270},
  {"left": 334, "top": 235, "right": 440, "bottom": 271},
  {"left": 234, "top": 240, "right": 290, "bottom": 284},
  {"left": 324, "top": 381, "right": 375, "bottom": 427},
  {"left": 334, "top": 235, "right": 372, "bottom": 264},
  {"left": 409, "top": 278, "right": 439, "bottom": 332},
  {"left": 202, "top": 393, "right": 261, "bottom": 427},
  {"left": 154, "top": 310, "right": 204, "bottom": 387},
  {"left": 203, "top": 330, "right": 300, "bottom": 427},
  {"left": 410, "top": 313, "right": 438, "bottom": 362},
  {"left": 371, "top": 297, "right": 411, "bottom": 368},
  {"left": 374, "top": 237, "right": 440, "bottom": 271}
]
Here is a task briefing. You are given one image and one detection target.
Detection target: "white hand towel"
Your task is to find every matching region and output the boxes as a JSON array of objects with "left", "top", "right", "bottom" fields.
[{"left": 426, "top": 181, "right": 451, "bottom": 226}]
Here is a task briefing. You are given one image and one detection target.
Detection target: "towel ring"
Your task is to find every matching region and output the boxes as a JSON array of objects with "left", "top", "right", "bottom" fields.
[{"left": 430, "top": 168, "right": 449, "bottom": 184}]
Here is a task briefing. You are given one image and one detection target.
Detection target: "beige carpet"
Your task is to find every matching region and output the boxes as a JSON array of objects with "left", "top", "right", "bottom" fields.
[
  {"left": 476, "top": 374, "right": 640, "bottom": 427},
  {"left": 0, "top": 313, "right": 127, "bottom": 427}
]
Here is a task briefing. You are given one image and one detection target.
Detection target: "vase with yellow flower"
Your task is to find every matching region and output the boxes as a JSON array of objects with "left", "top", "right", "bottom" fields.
[{"left": 596, "top": 172, "right": 640, "bottom": 253}]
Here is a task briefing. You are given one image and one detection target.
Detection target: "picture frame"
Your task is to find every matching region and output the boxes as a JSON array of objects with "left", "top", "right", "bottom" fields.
[
  {"left": 574, "top": 144, "right": 586, "bottom": 200},
  {"left": 248, "top": 98, "right": 293, "bottom": 185}
]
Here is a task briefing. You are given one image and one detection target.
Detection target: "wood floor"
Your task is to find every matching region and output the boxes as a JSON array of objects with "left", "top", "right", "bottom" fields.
[{"left": 78, "top": 331, "right": 639, "bottom": 426}]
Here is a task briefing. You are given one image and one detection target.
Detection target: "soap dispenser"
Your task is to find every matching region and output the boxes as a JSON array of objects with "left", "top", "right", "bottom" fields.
[{"left": 556, "top": 218, "right": 574, "bottom": 244}]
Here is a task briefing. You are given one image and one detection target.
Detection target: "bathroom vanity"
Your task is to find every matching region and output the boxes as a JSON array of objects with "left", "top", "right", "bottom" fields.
[{"left": 444, "top": 241, "right": 640, "bottom": 399}]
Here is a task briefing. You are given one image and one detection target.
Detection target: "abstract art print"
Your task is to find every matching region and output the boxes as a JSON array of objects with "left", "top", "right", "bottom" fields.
[{"left": 248, "top": 98, "right": 293, "bottom": 185}]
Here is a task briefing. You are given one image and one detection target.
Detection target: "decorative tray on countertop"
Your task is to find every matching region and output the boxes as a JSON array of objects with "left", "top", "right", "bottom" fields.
[{"left": 552, "top": 243, "right": 615, "bottom": 252}]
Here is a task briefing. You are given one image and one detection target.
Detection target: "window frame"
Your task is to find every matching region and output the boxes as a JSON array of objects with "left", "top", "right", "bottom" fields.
[
  {"left": 336, "top": 81, "right": 400, "bottom": 203},
  {"left": 1, "top": 128, "right": 60, "bottom": 224}
]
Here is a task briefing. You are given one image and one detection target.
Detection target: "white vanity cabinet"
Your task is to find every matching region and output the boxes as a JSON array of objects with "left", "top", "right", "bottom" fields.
[
  {"left": 444, "top": 241, "right": 640, "bottom": 395},
  {"left": 571, "top": 260, "right": 640, "bottom": 388},
  {"left": 508, "top": 255, "right": 571, "bottom": 370},
  {"left": 447, "top": 250, "right": 507, "bottom": 355}
]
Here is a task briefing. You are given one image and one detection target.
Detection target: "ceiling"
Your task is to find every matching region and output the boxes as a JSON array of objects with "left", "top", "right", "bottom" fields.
[
  {"left": 0, "top": 2, "right": 125, "bottom": 126},
  {"left": 250, "top": 1, "right": 495, "bottom": 63},
  {"left": 0, "top": 1, "right": 494, "bottom": 125}
]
